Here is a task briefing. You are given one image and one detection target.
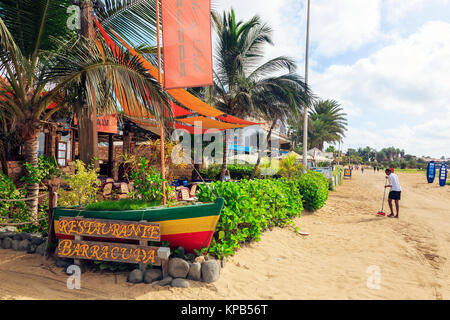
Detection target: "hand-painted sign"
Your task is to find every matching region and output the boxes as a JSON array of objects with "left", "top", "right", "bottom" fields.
[
  {"left": 97, "top": 114, "right": 118, "bottom": 134},
  {"left": 427, "top": 161, "right": 436, "bottom": 183},
  {"left": 162, "top": 0, "right": 213, "bottom": 89},
  {"left": 56, "top": 217, "right": 167, "bottom": 268},
  {"left": 439, "top": 163, "right": 447, "bottom": 187},
  {"left": 57, "top": 217, "right": 161, "bottom": 241},
  {"left": 57, "top": 239, "right": 160, "bottom": 265}
]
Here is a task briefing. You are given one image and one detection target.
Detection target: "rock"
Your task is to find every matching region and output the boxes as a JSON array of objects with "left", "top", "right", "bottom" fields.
[
  {"left": 103, "top": 183, "right": 113, "bottom": 196},
  {"left": 1, "top": 237, "right": 12, "bottom": 249},
  {"left": 127, "top": 269, "right": 144, "bottom": 284},
  {"left": 0, "top": 226, "right": 17, "bottom": 233},
  {"left": 30, "top": 236, "right": 45, "bottom": 246},
  {"left": 168, "top": 258, "right": 190, "bottom": 278},
  {"left": 158, "top": 276, "right": 173, "bottom": 286},
  {"left": 18, "top": 239, "right": 30, "bottom": 251},
  {"left": 187, "top": 262, "right": 202, "bottom": 281},
  {"left": 201, "top": 260, "right": 220, "bottom": 283},
  {"left": 56, "top": 258, "right": 74, "bottom": 269},
  {"left": 27, "top": 244, "right": 37, "bottom": 254},
  {"left": 144, "top": 269, "right": 162, "bottom": 284},
  {"left": 35, "top": 242, "right": 47, "bottom": 256},
  {"left": 171, "top": 278, "right": 190, "bottom": 288},
  {"left": 0, "top": 232, "right": 15, "bottom": 239},
  {"left": 12, "top": 233, "right": 24, "bottom": 241},
  {"left": 174, "top": 246, "right": 185, "bottom": 258},
  {"left": 20, "top": 233, "right": 31, "bottom": 240},
  {"left": 11, "top": 239, "right": 20, "bottom": 250},
  {"left": 194, "top": 255, "right": 205, "bottom": 264}
]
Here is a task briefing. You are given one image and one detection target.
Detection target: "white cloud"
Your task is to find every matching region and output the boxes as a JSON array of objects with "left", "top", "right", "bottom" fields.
[
  {"left": 312, "top": 21, "right": 450, "bottom": 157},
  {"left": 213, "top": 0, "right": 450, "bottom": 157},
  {"left": 309, "top": 0, "right": 382, "bottom": 56}
]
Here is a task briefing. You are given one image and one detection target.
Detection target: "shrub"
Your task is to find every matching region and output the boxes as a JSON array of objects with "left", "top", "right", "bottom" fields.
[
  {"left": 227, "top": 164, "right": 255, "bottom": 180},
  {"left": 86, "top": 198, "right": 161, "bottom": 211},
  {"left": 128, "top": 157, "right": 175, "bottom": 203},
  {"left": 196, "top": 178, "right": 304, "bottom": 259},
  {"left": 199, "top": 164, "right": 221, "bottom": 180},
  {"left": 200, "top": 164, "right": 259, "bottom": 180},
  {"left": 58, "top": 160, "right": 101, "bottom": 207},
  {"left": 0, "top": 172, "right": 48, "bottom": 235},
  {"left": 21, "top": 155, "right": 60, "bottom": 186},
  {"left": 278, "top": 155, "right": 305, "bottom": 179},
  {"left": 296, "top": 171, "right": 329, "bottom": 211}
]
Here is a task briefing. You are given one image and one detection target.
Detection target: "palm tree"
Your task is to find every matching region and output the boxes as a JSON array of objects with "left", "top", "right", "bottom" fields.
[
  {"left": 210, "top": 9, "right": 311, "bottom": 180},
  {"left": 0, "top": 0, "right": 171, "bottom": 218},
  {"left": 308, "top": 99, "right": 347, "bottom": 150}
]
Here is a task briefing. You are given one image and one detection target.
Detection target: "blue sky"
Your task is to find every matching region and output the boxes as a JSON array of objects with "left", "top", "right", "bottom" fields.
[{"left": 216, "top": 0, "right": 450, "bottom": 158}]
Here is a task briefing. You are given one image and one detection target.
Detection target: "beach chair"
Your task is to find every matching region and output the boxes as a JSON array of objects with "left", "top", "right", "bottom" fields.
[
  {"left": 189, "top": 184, "right": 198, "bottom": 197},
  {"left": 180, "top": 187, "right": 196, "bottom": 201}
]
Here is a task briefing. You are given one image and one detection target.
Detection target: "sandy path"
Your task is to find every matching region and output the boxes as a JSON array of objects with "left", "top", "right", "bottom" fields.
[{"left": 0, "top": 171, "right": 448, "bottom": 300}]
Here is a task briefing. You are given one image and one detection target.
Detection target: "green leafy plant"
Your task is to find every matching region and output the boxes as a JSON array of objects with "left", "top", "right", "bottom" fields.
[
  {"left": 278, "top": 155, "right": 305, "bottom": 179},
  {"left": 197, "top": 178, "right": 304, "bottom": 259},
  {"left": 0, "top": 173, "right": 27, "bottom": 221},
  {"left": 85, "top": 198, "right": 161, "bottom": 211},
  {"left": 58, "top": 160, "right": 101, "bottom": 207},
  {"left": 21, "top": 156, "right": 60, "bottom": 187},
  {"left": 0, "top": 172, "right": 49, "bottom": 235},
  {"left": 128, "top": 157, "right": 175, "bottom": 203},
  {"left": 296, "top": 171, "right": 329, "bottom": 211}
]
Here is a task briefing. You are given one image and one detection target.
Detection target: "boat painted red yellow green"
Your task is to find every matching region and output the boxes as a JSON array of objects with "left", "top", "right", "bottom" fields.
[{"left": 53, "top": 198, "right": 224, "bottom": 253}]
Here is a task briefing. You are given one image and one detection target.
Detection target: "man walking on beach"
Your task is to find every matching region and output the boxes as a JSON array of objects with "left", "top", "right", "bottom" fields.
[{"left": 385, "top": 168, "right": 402, "bottom": 218}]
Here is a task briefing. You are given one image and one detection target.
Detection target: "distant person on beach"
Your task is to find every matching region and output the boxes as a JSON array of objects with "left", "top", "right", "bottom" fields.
[
  {"left": 374, "top": 166, "right": 376, "bottom": 173},
  {"left": 377, "top": 167, "right": 380, "bottom": 172},
  {"left": 385, "top": 168, "right": 402, "bottom": 218},
  {"left": 361, "top": 167, "right": 364, "bottom": 174},
  {"left": 222, "top": 169, "right": 231, "bottom": 182}
]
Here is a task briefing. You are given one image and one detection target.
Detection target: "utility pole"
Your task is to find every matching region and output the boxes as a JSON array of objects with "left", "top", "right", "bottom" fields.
[{"left": 302, "top": 0, "right": 311, "bottom": 170}]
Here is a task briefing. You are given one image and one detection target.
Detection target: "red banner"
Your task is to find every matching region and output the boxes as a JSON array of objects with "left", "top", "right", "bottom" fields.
[
  {"left": 74, "top": 114, "right": 117, "bottom": 134},
  {"left": 162, "top": 0, "right": 213, "bottom": 89}
]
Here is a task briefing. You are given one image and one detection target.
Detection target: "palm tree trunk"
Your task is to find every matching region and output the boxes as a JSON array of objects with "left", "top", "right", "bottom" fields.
[
  {"left": 220, "top": 133, "right": 228, "bottom": 181},
  {"left": 251, "top": 119, "right": 277, "bottom": 180},
  {"left": 23, "top": 131, "right": 40, "bottom": 219}
]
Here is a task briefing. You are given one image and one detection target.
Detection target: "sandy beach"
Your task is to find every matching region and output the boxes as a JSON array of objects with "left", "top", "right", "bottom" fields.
[{"left": 0, "top": 170, "right": 448, "bottom": 300}]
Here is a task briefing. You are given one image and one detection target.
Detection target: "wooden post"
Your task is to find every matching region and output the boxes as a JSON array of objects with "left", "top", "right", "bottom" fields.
[
  {"left": 156, "top": 0, "right": 166, "bottom": 204},
  {"left": 46, "top": 185, "right": 58, "bottom": 258},
  {"left": 108, "top": 133, "right": 114, "bottom": 177}
]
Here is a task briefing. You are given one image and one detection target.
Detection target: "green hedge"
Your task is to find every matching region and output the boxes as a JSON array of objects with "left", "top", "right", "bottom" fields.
[
  {"left": 197, "top": 178, "right": 304, "bottom": 259},
  {"left": 297, "top": 171, "right": 329, "bottom": 211},
  {"left": 200, "top": 164, "right": 257, "bottom": 180}
]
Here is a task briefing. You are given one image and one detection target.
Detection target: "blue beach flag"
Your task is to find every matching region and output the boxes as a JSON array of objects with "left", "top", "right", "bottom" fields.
[
  {"left": 439, "top": 163, "right": 447, "bottom": 187},
  {"left": 427, "top": 161, "right": 436, "bottom": 183}
]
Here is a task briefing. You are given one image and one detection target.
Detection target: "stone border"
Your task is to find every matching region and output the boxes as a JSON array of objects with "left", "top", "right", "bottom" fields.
[
  {"left": 0, "top": 229, "right": 47, "bottom": 255},
  {"left": 0, "top": 231, "right": 222, "bottom": 288}
]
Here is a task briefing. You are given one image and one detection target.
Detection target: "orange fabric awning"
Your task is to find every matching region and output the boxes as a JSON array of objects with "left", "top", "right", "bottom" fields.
[
  {"left": 178, "top": 116, "right": 249, "bottom": 130},
  {"left": 93, "top": 18, "right": 261, "bottom": 132}
]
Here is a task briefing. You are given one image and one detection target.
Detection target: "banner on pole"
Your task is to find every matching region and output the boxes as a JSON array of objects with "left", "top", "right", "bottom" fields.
[{"left": 162, "top": 0, "right": 213, "bottom": 89}]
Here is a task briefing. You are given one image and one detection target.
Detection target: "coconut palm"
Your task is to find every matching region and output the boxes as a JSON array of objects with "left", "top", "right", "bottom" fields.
[
  {"left": 210, "top": 9, "right": 311, "bottom": 180},
  {"left": 308, "top": 99, "right": 347, "bottom": 150},
  {"left": 0, "top": 0, "right": 171, "bottom": 218}
]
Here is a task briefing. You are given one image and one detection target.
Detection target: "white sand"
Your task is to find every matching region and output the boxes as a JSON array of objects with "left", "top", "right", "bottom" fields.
[{"left": 0, "top": 171, "right": 448, "bottom": 300}]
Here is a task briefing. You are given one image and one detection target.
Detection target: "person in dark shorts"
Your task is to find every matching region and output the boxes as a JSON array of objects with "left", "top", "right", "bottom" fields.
[{"left": 384, "top": 168, "right": 402, "bottom": 218}]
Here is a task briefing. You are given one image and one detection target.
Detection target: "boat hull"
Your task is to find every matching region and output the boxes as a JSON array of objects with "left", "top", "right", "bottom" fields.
[{"left": 53, "top": 198, "right": 224, "bottom": 253}]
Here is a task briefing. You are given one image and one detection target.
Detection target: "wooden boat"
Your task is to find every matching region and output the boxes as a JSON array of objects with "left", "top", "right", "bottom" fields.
[{"left": 53, "top": 198, "right": 224, "bottom": 253}]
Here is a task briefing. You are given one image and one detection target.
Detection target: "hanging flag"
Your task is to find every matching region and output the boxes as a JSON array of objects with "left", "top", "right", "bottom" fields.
[{"left": 162, "top": 0, "right": 213, "bottom": 89}]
